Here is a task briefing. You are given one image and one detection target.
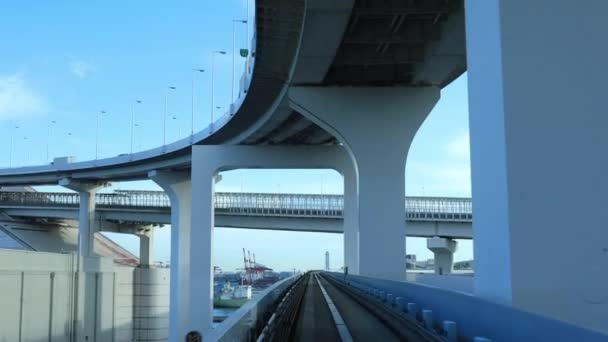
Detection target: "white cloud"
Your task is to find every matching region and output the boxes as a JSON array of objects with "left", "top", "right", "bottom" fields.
[
  {"left": 69, "top": 59, "right": 94, "bottom": 79},
  {"left": 0, "top": 73, "right": 45, "bottom": 119}
]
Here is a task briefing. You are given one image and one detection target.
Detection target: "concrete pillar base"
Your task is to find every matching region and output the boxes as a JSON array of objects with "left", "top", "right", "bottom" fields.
[
  {"left": 71, "top": 255, "right": 115, "bottom": 342},
  {"left": 466, "top": 0, "right": 608, "bottom": 331},
  {"left": 427, "top": 237, "right": 457, "bottom": 275},
  {"left": 136, "top": 226, "right": 154, "bottom": 268},
  {"left": 149, "top": 170, "right": 191, "bottom": 342}
]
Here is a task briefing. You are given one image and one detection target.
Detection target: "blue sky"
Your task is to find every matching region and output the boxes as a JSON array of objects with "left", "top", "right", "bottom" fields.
[{"left": 0, "top": 1, "right": 472, "bottom": 271}]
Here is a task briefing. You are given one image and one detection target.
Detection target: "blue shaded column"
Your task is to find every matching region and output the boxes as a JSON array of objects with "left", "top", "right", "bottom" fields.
[{"left": 466, "top": 0, "right": 608, "bottom": 332}]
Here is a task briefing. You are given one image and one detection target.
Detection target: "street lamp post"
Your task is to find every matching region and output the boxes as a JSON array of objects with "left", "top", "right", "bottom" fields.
[
  {"left": 211, "top": 50, "right": 227, "bottom": 126},
  {"left": 163, "top": 86, "right": 177, "bottom": 146},
  {"left": 246, "top": 0, "right": 250, "bottom": 71},
  {"left": 164, "top": 86, "right": 177, "bottom": 147},
  {"left": 9, "top": 124, "right": 19, "bottom": 168},
  {"left": 66, "top": 132, "right": 72, "bottom": 159},
  {"left": 47, "top": 120, "right": 56, "bottom": 163},
  {"left": 192, "top": 69, "right": 205, "bottom": 138},
  {"left": 134, "top": 123, "right": 142, "bottom": 151},
  {"left": 172, "top": 115, "right": 181, "bottom": 140},
  {"left": 22, "top": 136, "right": 28, "bottom": 165},
  {"left": 232, "top": 20, "right": 247, "bottom": 107},
  {"left": 96, "top": 110, "right": 108, "bottom": 160},
  {"left": 131, "top": 100, "right": 142, "bottom": 155}
]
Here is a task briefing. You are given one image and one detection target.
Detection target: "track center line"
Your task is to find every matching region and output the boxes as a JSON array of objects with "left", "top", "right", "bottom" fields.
[{"left": 314, "top": 273, "right": 354, "bottom": 342}]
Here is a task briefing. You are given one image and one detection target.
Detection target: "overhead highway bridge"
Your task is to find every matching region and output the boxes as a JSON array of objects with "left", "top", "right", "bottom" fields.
[
  {"left": 0, "top": 0, "right": 605, "bottom": 339},
  {"left": 0, "top": 190, "right": 473, "bottom": 238}
]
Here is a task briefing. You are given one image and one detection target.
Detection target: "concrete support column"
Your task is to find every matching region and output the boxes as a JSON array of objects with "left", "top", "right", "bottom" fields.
[
  {"left": 427, "top": 237, "right": 457, "bottom": 275},
  {"left": 136, "top": 226, "right": 154, "bottom": 268},
  {"left": 59, "top": 178, "right": 109, "bottom": 257},
  {"left": 466, "top": 1, "right": 608, "bottom": 332},
  {"left": 342, "top": 164, "right": 358, "bottom": 274},
  {"left": 189, "top": 159, "right": 215, "bottom": 337},
  {"left": 149, "top": 170, "right": 191, "bottom": 342},
  {"left": 59, "top": 178, "right": 112, "bottom": 341},
  {"left": 190, "top": 145, "right": 352, "bottom": 338},
  {"left": 289, "top": 87, "right": 439, "bottom": 281}
]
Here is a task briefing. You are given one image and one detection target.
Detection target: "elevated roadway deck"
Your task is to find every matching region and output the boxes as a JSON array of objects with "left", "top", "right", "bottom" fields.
[
  {"left": 0, "top": 191, "right": 473, "bottom": 238},
  {"left": 0, "top": 0, "right": 465, "bottom": 187}
]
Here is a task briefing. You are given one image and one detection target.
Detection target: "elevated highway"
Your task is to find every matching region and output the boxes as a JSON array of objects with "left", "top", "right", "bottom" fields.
[
  {"left": 0, "top": 0, "right": 605, "bottom": 338},
  {"left": 0, "top": 191, "right": 472, "bottom": 238},
  {"left": 0, "top": 0, "right": 465, "bottom": 186},
  {"left": 0, "top": 2, "right": 468, "bottom": 334}
]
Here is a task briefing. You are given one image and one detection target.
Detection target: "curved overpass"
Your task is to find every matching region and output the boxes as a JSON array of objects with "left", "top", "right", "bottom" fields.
[{"left": 0, "top": 0, "right": 465, "bottom": 186}]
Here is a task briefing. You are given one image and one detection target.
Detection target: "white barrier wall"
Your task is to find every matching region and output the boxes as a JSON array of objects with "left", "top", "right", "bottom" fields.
[
  {"left": 115, "top": 266, "right": 135, "bottom": 342},
  {"left": 406, "top": 272, "right": 474, "bottom": 294},
  {"left": 0, "top": 250, "right": 77, "bottom": 341},
  {"left": 0, "top": 249, "right": 171, "bottom": 342}
]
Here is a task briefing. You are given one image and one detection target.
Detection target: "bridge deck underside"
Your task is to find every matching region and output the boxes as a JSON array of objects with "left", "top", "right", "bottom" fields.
[
  {"left": 244, "top": 0, "right": 467, "bottom": 146},
  {"left": 324, "top": 0, "right": 464, "bottom": 87}
]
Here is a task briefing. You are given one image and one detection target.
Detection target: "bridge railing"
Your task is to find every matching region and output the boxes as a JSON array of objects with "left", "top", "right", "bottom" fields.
[
  {"left": 215, "top": 192, "right": 345, "bottom": 218},
  {"left": 406, "top": 196, "right": 472, "bottom": 222},
  {"left": 0, "top": 191, "right": 80, "bottom": 206},
  {"left": 0, "top": 191, "right": 472, "bottom": 222}
]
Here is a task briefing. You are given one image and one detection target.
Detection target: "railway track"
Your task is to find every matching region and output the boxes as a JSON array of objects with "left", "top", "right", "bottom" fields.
[{"left": 258, "top": 272, "right": 443, "bottom": 342}]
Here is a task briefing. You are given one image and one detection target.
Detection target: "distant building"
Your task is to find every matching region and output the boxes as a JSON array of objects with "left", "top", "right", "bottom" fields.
[
  {"left": 454, "top": 260, "right": 474, "bottom": 270},
  {"left": 406, "top": 254, "right": 417, "bottom": 269},
  {"left": 325, "top": 251, "right": 330, "bottom": 270}
]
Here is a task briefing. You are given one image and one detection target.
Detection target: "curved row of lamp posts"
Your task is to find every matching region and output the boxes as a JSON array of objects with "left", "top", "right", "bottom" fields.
[{"left": 7, "top": 14, "right": 251, "bottom": 168}]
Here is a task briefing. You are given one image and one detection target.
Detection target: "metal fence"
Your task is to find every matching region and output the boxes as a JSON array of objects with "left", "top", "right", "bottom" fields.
[{"left": 0, "top": 191, "right": 472, "bottom": 222}]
